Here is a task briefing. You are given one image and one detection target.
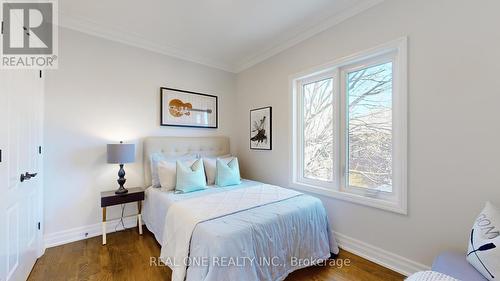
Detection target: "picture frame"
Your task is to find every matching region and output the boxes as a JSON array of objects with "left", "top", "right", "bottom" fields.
[
  {"left": 250, "top": 106, "right": 272, "bottom": 150},
  {"left": 160, "top": 87, "right": 218, "bottom": 128}
]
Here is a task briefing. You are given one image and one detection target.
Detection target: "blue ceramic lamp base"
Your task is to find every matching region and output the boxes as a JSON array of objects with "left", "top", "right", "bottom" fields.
[{"left": 115, "top": 164, "right": 128, "bottom": 195}]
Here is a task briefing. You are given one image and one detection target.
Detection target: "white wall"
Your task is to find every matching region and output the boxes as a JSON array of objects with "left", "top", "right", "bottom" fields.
[
  {"left": 44, "top": 28, "right": 236, "bottom": 239},
  {"left": 235, "top": 0, "right": 500, "bottom": 269}
]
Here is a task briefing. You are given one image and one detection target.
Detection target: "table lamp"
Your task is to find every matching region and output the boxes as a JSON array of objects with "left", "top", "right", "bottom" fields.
[{"left": 107, "top": 141, "right": 135, "bottom": 194}]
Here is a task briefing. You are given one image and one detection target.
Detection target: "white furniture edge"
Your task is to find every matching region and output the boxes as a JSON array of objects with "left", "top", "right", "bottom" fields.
[{"left": 101, "top": 212, "right": 142, "bottom": 245}]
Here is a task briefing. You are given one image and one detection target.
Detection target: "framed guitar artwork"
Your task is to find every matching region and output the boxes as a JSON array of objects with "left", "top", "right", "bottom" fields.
[{"left": 160, "top": 87, "right": 218, "bottom": 128}]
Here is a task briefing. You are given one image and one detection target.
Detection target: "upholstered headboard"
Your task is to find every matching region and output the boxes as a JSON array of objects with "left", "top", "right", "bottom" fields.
[{"left": 143, "top": 136, "right": 230, "bottom": 186}]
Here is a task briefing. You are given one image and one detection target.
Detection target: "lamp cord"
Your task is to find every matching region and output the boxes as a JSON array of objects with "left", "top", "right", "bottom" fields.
[{"left": 114, "top": 204, "right": 126, "bottom": 232}]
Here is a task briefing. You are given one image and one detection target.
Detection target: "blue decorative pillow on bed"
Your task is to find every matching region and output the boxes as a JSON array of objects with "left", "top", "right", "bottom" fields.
[
  {"left": 215, "top": 157, "right": 241, "bottom": 187},
  {"left": 175, "top": 159, "right": 207, "bottom": 193}
]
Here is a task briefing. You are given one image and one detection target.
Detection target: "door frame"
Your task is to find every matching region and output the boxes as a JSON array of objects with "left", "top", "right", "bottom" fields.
[{"left": 36, "top": 70, "right": 45, "bottom": 257}]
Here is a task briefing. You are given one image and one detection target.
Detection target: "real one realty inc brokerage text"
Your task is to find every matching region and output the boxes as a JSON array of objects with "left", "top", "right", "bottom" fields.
[{"left": 149, "top": 256, "right": 351, "bottom": 268}]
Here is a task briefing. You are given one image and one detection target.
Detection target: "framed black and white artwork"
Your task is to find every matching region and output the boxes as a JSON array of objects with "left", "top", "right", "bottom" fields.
[
  {"left": 250, "top": 106, "right": 272, "bottom": 150},
  {"left": 160, "top": 87, "right": 218, "bottom": 128}
]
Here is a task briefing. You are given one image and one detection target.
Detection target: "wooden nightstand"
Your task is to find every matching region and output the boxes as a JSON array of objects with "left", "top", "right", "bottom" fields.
[{"left": 100, "top": 187, "right": 145, "bottom": 245}]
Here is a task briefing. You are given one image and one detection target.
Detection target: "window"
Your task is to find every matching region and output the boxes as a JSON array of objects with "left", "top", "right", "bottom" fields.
[
  {"left": 303, "top": 77, "right": 334, "bottom": 182},
  {"left": 346, "top": 61, "right": 393, "bottom": 192},
  {"left": 292, "top": 38, "right": 407, "bottom": 214}
]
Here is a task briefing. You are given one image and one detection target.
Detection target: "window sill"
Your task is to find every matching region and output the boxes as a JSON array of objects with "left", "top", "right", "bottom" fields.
[{"left": 289, "top": 181, "right": 407, "bottom": 215}]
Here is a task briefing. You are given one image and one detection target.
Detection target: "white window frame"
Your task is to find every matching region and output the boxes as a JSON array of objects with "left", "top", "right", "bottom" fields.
[
  {"left": 295, "top": 71, "right": 339, "bottom": 190},
  {"left": 290, "top": 37, "right": 408, "bottom": 214}
]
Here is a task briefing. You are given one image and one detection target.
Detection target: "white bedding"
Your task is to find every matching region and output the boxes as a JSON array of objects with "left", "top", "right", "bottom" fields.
[
  {"left": 163, "top": 183, "right": 302, "bottom": 281},
  {"left": 406, "top": 271, "right": 459, "bottom": 281},
  {"left": 143, "top": 180, "right": 339, "bottom": 281},
  {"left": 143, "top": 184, "right": 227, "bottom": 243},
  {"left": 143, "top": 180, "right": 292, "bottom": 245}
]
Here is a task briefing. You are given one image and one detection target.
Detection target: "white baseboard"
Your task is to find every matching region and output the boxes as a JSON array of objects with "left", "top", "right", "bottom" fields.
[
  {"left": 334, "top": 231, "right": 430, "bottom": 276},
  {"left": 44, "top": 221, "right": 430, "bottom": 276},
  {"left": 44, "top": 216, "right": 139, "bottom": 249}
]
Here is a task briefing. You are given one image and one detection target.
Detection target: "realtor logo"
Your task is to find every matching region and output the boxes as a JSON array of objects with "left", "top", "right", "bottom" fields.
[{"left": 1, "top": 0, "right": 58, "bottom": 69}]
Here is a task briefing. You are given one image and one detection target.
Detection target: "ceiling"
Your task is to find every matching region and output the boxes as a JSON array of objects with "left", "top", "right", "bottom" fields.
[{"left": 59, "top": 0, "right": 383, "bottom": 73}]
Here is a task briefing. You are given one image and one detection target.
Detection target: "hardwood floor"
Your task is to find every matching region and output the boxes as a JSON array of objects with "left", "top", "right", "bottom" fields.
[{"left": 29, "top": 228, "right": 404, "bottom": 281}]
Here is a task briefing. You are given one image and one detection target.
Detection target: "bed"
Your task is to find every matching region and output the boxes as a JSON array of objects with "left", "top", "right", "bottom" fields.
[{"left": 142, "top": 136, "right": 339, "bottom": 281}]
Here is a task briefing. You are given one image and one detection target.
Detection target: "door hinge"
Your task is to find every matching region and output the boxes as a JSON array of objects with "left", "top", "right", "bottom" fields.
[
  {"left": 1, "top": 21, "right": 3, "bottom": 35},
  {"left": 37, "top": 222, "right": 41, "bottom": 230},
  {"left": 0, "top": 149, "right": 2, "bottom": 162},
  {"left": 38, "top": 146, "right": 42, "bottom": 154}
]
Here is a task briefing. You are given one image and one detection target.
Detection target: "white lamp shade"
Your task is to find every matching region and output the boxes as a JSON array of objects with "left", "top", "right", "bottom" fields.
[{"left": 107, "top": 143, "right": 135, "bottom": 164}]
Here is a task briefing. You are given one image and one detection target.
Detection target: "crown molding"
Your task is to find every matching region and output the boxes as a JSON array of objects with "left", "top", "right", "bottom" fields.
[
  {"left": 234, "top": 0, "right": 385, "bottom": 73},
  {"left": 58, "top": 0, "right": 384, "bottom": 74},
  {"left": 58, "top": 12, "right": 236, "bottom": 73}
]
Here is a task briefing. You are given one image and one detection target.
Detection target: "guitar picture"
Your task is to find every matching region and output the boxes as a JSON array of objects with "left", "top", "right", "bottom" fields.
[
  {"left": 168, "top": 99, "right": 213, "bottom": 117},
  {"left": 161, "top": 87, "right": 217, "bottom": 128}
]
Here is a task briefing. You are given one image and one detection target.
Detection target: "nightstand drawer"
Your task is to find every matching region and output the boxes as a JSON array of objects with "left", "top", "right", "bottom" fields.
[{"left": 100, "top": 187, "right": 144, "bottom": 207}]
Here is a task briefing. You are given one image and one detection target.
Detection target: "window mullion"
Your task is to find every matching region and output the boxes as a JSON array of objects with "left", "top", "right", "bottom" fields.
[
  {"left": 338, "top": 67, "right": 348, "bottom": 192},
  {"left": 297, "top": 80, "right": 304, "bottom": 183},
  {"left": 333, "top": 69, "right": 341, "bottom": 191}
]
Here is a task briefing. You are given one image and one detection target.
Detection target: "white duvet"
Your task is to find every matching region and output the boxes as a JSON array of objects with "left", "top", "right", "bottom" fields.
[
  {"left": 160, "top": 183, "right": 302, "bottom": 281},
  {"left": 150, "top": 180, "right": 338, "bottom": 281}
]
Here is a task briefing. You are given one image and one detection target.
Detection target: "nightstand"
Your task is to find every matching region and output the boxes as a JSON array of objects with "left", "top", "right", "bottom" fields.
[{"left": 100, "top": 187, "right": 145, "bottom": 245}]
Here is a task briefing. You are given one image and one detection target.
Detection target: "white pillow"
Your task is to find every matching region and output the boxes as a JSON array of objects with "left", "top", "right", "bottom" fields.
[
  {"left": 203, "top": 154, "right": 232, "bottom": 185},
  {"left": 150, "top": 153, "right": 196, "bottom": 188},
  {"left": 467, "top": 202, "right": 500, "bottom": 281},
  {"left": 157, "top": 158, "right": 197, "bottom": 191}
]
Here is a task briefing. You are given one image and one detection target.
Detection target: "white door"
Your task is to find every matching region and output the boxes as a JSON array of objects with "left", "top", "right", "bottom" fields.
[{"left": 0, "top": 69, "right": 44, "bottom": 281}]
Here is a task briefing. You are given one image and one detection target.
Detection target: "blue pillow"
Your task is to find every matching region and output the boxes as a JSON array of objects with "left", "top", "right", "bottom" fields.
[
  {"left": 175, "top": 159, "right": 207, "bottom": 193},
  {"left": 215, "top": 157, "right": 241, "bottom": 187}
]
